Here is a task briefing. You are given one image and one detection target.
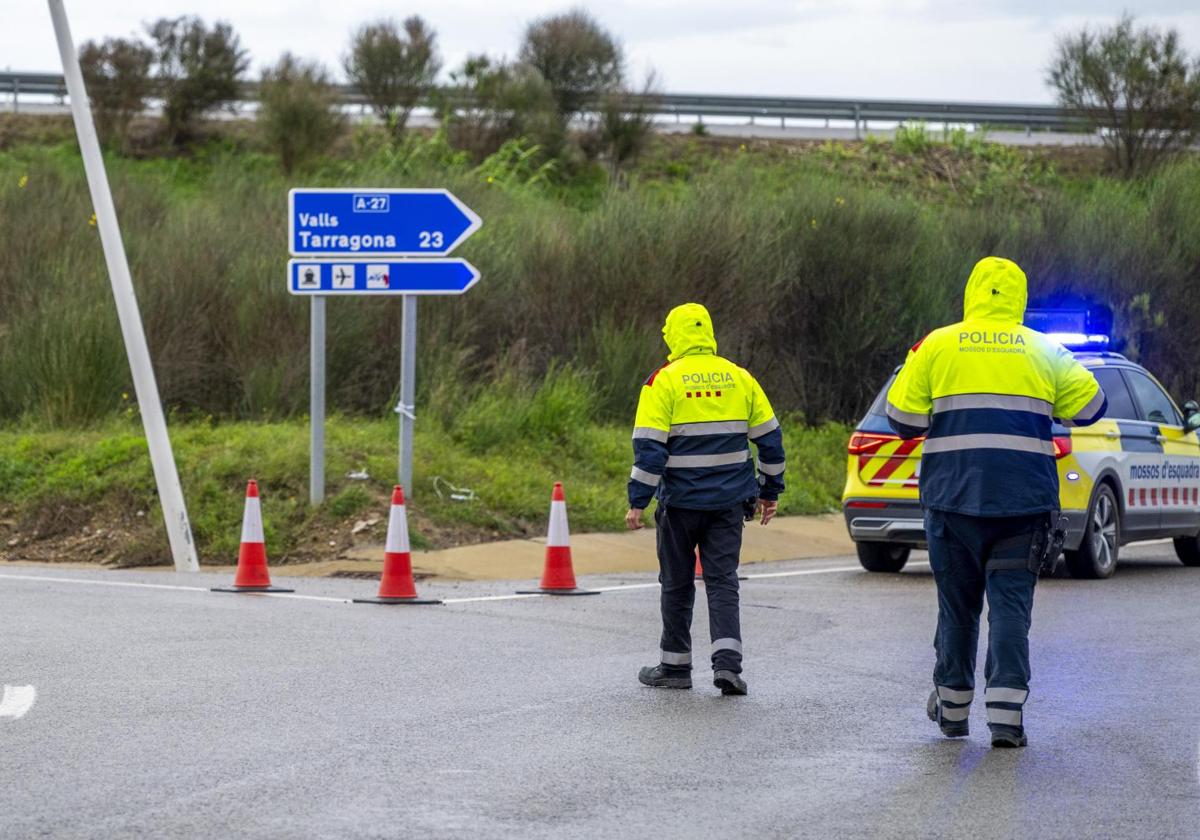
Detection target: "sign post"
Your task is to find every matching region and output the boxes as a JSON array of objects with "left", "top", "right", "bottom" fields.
[
  {"left": 399, "top": 297, "right": 418, "bottom": 496},
  {"left": 310, "top": 297, "right": 326, "bottom": 505},
  {"left": 287, "top": 188, "right": 481, "bottom": 503}
]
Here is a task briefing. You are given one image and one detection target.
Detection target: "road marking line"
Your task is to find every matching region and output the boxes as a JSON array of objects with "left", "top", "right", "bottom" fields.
[
  {"left": 443, "top": 561, "right": 930, "bottom": 604},
  {"left": 442, "top": 593, "right": 547, "bottom": 604},
  {"left": 0, "top": 560, "right": 925, "bottom": 608},
  {"left": 0, "top": 573, "right": 208, "bottom": 592},
  {"left": 0, "top": 685, "right": 36, "bottom": 719},
  {"left": 0, "top": 573, "right": 353, "bottom": 603},
  {"left": 258, "top": 592, "right": 350, "bottom": 604}
]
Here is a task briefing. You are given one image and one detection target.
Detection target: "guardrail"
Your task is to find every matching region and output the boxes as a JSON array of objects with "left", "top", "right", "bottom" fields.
[{"left": 0, "top": 70, "right": 1090, "bottom": 135}]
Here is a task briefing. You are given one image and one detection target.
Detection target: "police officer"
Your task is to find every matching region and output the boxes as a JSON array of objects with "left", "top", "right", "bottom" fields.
[
  {"left": 886, "top": 257, "right": 1106, "bottom": 748},
  {"left": 625, "top": 303, "right": 786, "bottom": 696}
]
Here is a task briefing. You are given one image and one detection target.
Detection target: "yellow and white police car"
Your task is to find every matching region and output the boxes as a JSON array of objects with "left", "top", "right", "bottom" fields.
[{"left": 842, "top": 314, "right": 1200, "bottom": 579}]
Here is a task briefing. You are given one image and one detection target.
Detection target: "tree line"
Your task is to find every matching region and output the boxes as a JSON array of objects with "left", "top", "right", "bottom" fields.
[
  {"left": 77, "top": 11, "right": 1200, "bottom": 177},
  {"left": 78, "top": 10, "right": 656, "bottom": 176}
]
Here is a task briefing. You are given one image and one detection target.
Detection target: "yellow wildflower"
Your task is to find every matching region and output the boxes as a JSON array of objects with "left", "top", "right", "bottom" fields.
[
  {"left": 18, "top": 175, "right": 28, "bottom": 189},
  {"left": 810, "top": 218, "right": 819, "bottom": 230},
  {"left": 89, "top": 212, "right": 97, "bottom": 226},
  {"left": 835, "top": 196, "right": 845, "bottom": 206}
]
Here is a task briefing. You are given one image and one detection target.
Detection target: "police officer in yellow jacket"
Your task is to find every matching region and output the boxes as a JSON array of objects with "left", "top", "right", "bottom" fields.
[
  {"left": 887, "top": 257, "right": 1106, "bottom": 748},
  {"left": 625, "top": 303, "right": 785, "bottom": 696}
]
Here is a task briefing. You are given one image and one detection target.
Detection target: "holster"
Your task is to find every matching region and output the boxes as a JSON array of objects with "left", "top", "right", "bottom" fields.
[
  {"left": 742, "top": 497, "right": 758, "bottom": 522},
  {"left": 988, "top": 512, "right": 1063, "bottom": 574},
  {"left": 1027, "top": 513, "right": 1070, "bottom": 574}
]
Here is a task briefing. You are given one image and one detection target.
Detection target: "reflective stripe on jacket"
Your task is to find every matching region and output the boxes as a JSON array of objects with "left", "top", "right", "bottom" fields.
[
  {"left": 886, "top": 257, "right": 1106, "bottom": 517},
  {"left": 629, "top": 303, "right": 785, "bottom": 511}
]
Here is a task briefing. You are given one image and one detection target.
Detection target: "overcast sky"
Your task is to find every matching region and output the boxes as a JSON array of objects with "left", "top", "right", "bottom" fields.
[{"left": 6, "top": 1, "right": 1199, "bottom": 103}]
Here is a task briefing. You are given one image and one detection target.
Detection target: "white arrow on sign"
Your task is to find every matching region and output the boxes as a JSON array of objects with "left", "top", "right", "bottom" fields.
[{"left": 0, "top": 685, "right": 36, "bottom": 719}]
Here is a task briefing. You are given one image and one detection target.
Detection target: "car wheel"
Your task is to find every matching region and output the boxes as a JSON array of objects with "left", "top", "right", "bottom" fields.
[
  {"left": 1172, "top": 535, "right": 1200, "bottom": 567},
  {"left": 856, "top": 542, "right": 910, "bottom": 573},
  {"left": 1064, "top": 483, "right": 1120, "bottom": 579}
]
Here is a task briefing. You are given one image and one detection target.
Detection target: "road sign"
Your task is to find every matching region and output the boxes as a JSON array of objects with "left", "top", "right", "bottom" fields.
[
  {"left": 288, "top": 259, "right": 480, "bottom": 295},
  {"left": 289, "top": 188, "right": 481, "bottom": 257}
]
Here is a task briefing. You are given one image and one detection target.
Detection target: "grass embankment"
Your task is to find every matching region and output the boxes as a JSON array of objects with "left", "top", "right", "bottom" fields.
[
  {"left": 1, "top": 123, "right": 1198, "bottom": 564},
  {"left": 0, "top": 415, "right": 849, "bottom": 566},
  {"left": 3, "top": 130, "right": 1197, "bottom": 432}
]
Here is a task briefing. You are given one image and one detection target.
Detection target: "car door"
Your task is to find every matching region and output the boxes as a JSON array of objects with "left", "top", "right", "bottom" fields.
[
  {"left": 1089, "top": 367, "right": 1160, "bottom": 540},
  {"left": 1122, "top": 368, "right": 1200, "bottom": 535}
]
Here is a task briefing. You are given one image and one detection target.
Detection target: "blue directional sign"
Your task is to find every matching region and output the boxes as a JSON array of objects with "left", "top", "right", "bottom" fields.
[
  {"left": 287, "top": 259, "right": 480, "bottom": 296},
  {"left": 288, "top": 188, "right": 481, "bottom": 257}
]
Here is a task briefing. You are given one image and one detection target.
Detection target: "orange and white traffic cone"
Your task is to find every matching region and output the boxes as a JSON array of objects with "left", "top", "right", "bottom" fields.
[
  {"left": 354, "top": 486, "right": 441, "bottom": 605},
  {"left": 516, "top": 482, "right": 599, "bottom": 596},
  {"left": 694, "top": 547, "right": 747, "bottom": 582},
  {"left": 212, "top": 480, "right": 293, "bottom": 593}
]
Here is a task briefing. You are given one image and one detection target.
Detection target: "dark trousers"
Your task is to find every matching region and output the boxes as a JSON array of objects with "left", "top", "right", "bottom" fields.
[
  {"left": 655, "top": 503, "right": 745, "bottom": 674},
  {"left": 925, "top": 509, "right": 1040, "bottom": 733}
]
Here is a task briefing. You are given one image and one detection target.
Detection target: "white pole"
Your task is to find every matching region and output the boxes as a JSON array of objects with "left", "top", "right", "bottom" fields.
[{"left": 47, "top": 0, "right": 199, "bottom": 572}]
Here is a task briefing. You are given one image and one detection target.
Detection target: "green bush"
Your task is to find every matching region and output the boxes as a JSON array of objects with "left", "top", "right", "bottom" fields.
[
  {"left": 0, "top": 142, "right": 1198, "bottom": 430},
  {"left": 147, "top": 16, "right": 249, "bottom": 145},
  {"left": 893, "top": 121, "right": 932, "bottom": 155},
  {"left": 258, "top": 53, "right": 344, "bottom": 173},
  {"left": 78, "top": 37, "right": 155, "bottom": 150},
  {"left": 343, "top": 17, "right": 441, "bottom": 139},
  {"left": 442, "top": 56, "right": 564, "bottom": 162},
  {"left": 519, "top": 9, "right": 623, "bottom": 124}
]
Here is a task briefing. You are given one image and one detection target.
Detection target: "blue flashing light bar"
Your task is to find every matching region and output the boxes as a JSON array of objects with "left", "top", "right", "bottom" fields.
[
  {"left": 1045, "top": 332, "right": 1111, "bottom": 350},
  {"left": 1026, "top": 309, "right": 1111, "bottom": 351}
]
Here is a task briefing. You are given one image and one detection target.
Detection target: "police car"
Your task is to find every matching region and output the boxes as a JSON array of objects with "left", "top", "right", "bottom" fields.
[{"left": 842, "top": 311, "right": 1200, "bottom": 578}]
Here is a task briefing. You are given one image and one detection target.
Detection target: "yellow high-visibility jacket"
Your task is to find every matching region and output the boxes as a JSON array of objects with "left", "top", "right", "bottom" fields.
[
  {"left": 886, "top": 257, "right": 1106, "bottom": 516},
  {"left": 629, "top": 303, "right": 785, "bottom": 511}
]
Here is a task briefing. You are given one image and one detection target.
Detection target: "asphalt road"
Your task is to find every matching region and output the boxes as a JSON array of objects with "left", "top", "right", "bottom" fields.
[{"left": 2, "top": 543, "right": 1198, "bottom": 839}]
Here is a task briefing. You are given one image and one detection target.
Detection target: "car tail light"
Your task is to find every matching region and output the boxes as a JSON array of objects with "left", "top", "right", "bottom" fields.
[
  {"left": 1052, "top": 435, "right": 1072, "bottom": 459},
  {"left": 846, "top": 500, "right": 889, "bottom": 509},
  {"left": 848, "top": 432, "right": 901, "bottom": 455}
]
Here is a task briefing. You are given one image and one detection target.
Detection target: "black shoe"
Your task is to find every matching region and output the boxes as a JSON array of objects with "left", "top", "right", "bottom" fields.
[
  {"left": 927, "top": 689, "right": 969, "bottom": 738},
  {"left": 713, "top": 670, "right": 747, "bottom": 695},
  {"left": 990, "top": 730, "right": 1027, "bottom": 748},
  {"left": 638, "top": 665, "right": 692, "bottom": 689}
]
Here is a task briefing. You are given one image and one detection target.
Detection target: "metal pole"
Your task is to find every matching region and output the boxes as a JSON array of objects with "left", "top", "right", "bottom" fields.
[
  {"left": 47, "top": 0, "right": 199, "bottom": 572},
  {"left": 12, "top": 77, "right": 18, "bottom": 114},
  {"left": 854, "top": 104, "right": 861, "bottom": 141},
  {"left": 397, "top": 296, "right": 417, "bottom": 497},
  {"left": 310, "top": 296, "right": 326, "bottom": 505}
]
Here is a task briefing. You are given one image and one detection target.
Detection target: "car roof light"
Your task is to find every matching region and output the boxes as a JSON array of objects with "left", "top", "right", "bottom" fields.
[
  {"left": 1026, "top": 309, "right": 1112, "bottom": 351},
  {"left": 1045, "top": 332, "right": 1111, "bottom": 350}
]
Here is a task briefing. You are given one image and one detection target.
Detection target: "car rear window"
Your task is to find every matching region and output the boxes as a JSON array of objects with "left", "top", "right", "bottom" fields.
[{"left": 857, "top": 375, "right": 896, "bottom": 434}]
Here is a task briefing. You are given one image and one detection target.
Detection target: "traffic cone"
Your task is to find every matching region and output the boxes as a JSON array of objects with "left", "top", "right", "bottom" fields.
[
  {"left": 353, "top": 486, "right": 441, "bottom": 605},
  {"left": 516, "top": 483, "right": 599, "bottom": 596},
  {"left": 212, "top": 480, "right": 293, "bottom": 593}
]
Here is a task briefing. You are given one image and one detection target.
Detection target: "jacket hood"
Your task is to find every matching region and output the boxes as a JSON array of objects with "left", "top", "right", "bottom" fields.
[
  {"left": 663, "top": 303, "right": 717, "bottom": 361},
  {"left": 963, "top": 257, "right": 1028, "bottom": 324}
]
